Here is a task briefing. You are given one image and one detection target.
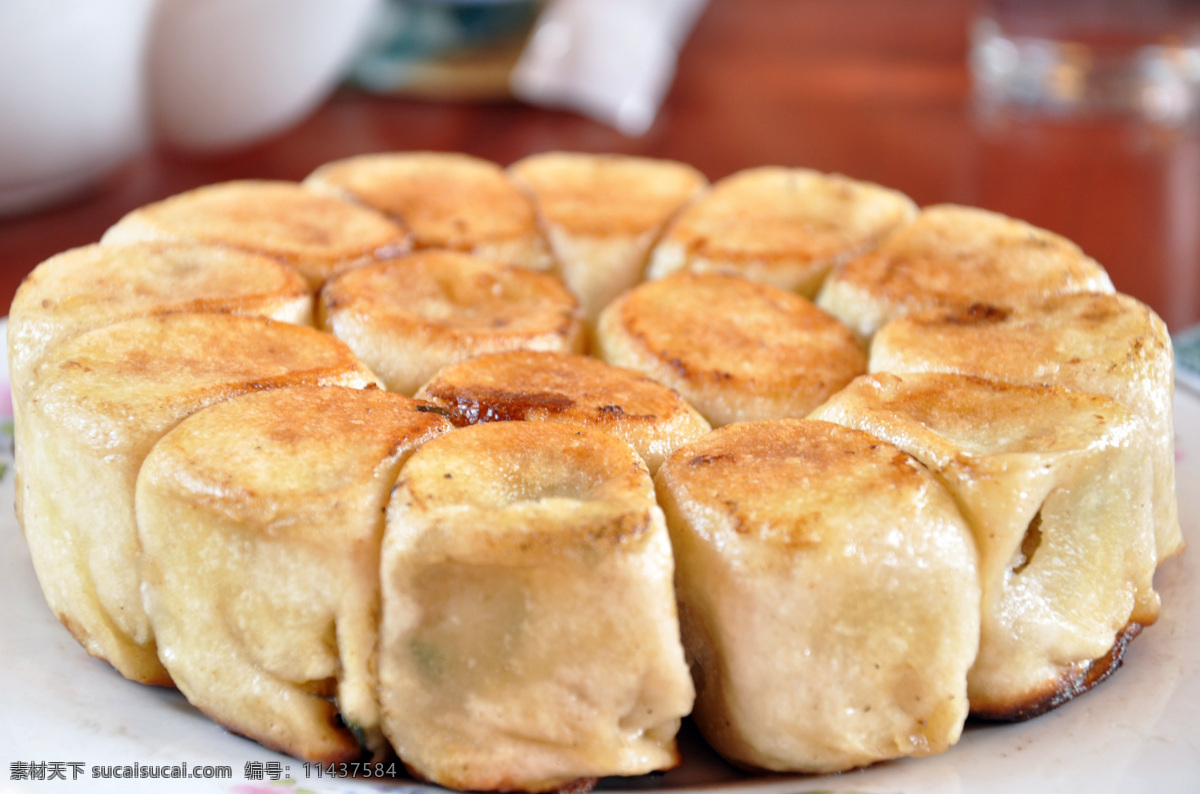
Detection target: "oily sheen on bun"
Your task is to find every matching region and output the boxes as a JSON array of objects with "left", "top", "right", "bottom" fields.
[{"left": 6, "top": 241, "right": 311, "bottom": 423}]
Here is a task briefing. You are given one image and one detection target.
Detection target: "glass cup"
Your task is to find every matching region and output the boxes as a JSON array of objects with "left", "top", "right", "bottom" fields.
[{"left": 970, "top": 0, "right": 1200, "bottom": 125}]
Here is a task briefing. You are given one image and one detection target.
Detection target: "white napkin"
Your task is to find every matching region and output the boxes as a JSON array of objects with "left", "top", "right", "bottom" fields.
[{"left": 510, "top": 0, "right": 708, "bottom": 136}]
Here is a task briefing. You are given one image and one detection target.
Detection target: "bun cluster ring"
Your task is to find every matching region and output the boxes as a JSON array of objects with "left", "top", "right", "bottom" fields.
[{"left": 7, "top": 150, "right": 1179, "bottom": 791}]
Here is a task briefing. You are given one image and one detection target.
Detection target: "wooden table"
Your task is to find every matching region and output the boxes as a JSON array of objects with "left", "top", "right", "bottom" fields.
[{"left": 2, "top": 0, "right": 1197, "bottom": 331}]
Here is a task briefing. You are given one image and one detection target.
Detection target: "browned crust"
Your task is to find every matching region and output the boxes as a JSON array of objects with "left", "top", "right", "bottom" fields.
[
  {"left": 658, "top": 419, "right": 933, "bottom": 551},
  {"left": 307, "top": 152, "right": 542, "bottom": 252},
  {"left": 418, "top": 351, "right": 692, "bottom": 429},
  {"left": 94, "top": 182, "right": 408, "bottom": 294},
  {"left": 423, "top": 383, "right": 578, "bottom": 427},
  {"left": 319, "top": 252, "right": 581, "bottom": 345},
  {"left": 939, "top": 302, "right": 1012, "bottom": 326},
  {"left": 607, "top": 273, "right": 865, "bottom": 420},
  {"left": 970, "top": 621, "right": 1145, "bottom": 722},
  {"left": 822, "top": 204, "right": 1111, "bottom": 316},
  {"left": 661, "top": 167, "right": 916, "bottom": 270}
]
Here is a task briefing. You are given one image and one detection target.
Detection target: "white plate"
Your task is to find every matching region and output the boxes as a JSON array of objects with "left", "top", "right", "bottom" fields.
[{"left": 1, "top": 317, "right": 1197, "bottom": 794}]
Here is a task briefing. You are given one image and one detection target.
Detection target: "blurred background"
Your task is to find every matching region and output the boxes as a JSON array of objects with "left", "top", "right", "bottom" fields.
[{"left": 1, "top": 0, "right": 1198, "bottom": 331}]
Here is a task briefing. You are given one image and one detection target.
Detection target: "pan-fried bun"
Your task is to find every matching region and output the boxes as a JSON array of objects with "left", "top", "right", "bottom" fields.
[
  {"left": 416, "top": 350, "right": 710, "bottom": 473},
  {"left": 870, "top": 293, "right": 1181, "bottom": 565},
  {"left": 816, "top": 204, "right": 1114, "bottom": 340},
  {"left": 509, "top": 151, "right": 706, "bottom": 323},
  {"left": 810, "top": 372, "right": 1158, "bottom": 719},
  {"left": 7, "top": 241, "right": 311, "bottom": 425},
  {"left": 138, "top": 387, "right": 451, "bottom": 763},
  {"left": 319, "top": 251, "right": 583, "bottom": 395},
  {"left": 101, "top": 180, "right": 410, "bottom": 289},
  {"left": 18, "top": 314, "right": 379, "bottom": 685},
  {"left": 596, "top": 272, "right": 865, "bottom": 427},
  {"left": 646, "top": 166, "right": 917, "bottom": 298},
  {"left": 656, "top": 419, "right": 979, "bottom": 773},
  {"left": 379, "top": 421, "right": 694, "bottom": 792},
  {"left": 305, "top": 151, "right": 552, "bottom": 271}
]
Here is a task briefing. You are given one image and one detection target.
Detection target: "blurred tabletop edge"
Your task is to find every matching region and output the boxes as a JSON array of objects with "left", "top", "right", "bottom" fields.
[{"left": 2, "top": 0, "right": 1198, "bottom": 331}]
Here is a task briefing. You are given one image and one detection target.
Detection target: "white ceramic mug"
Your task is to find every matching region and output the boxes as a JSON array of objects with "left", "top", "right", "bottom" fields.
[
  {"left": 149, "top": 0, "right": 381, "bottom": 151},
  {"left": 0, "top": 0, "right": 382, "bottom": 217},
  {"left": 0, "top": 0, "right": 157, "bottom": 216}
]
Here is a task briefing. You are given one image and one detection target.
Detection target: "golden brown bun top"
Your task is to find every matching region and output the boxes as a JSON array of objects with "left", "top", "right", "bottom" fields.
[
  {"left": 392, "top": 421, "right": 657, "bottom": 560},
  {"left": 870, "top": 292, "right": 1172, "bottom": 387},
  {"left": 140, "top": 386, "right": 451, "bottom": 541},
  {"left": 415, "top": 350, "right": 710, "bottom": 471},
  {"left": 604, "top": 272, "right": 865, "bottom": 401},
  {"left": 656, "top": 418, "right": 950, "bottom": 551},
  {"left": 31, "top": 313, "right": 378, "bottom": 452},
  {"left": 305, "top": 152, "right": 543, "bottom": 252},
  {"left": 418, "top": 350, "right": 704, "bottom": 428},
  {"left": 320, "top": 250, "right": 580, "bottom": 339},
  {"left": 101, "top": 180, "right": 409, "bottom": 278},
  {"left": 657, "top": 166, "right": 917, "bottom": 267},
  {"left": 823, "top": 205, "right": 1113, "bottom": 313},
  {"left": 810, "top": 372, "right": 1137, "bottom": 461},
  {"left": 508, "top": 151, "right": 707, "bottom": 237},
  {"left": 7, "top": 242, "right": 312, "bottom": 404},
  {"left": 10, "top": 241, "right": 308, "bottom": 325}
]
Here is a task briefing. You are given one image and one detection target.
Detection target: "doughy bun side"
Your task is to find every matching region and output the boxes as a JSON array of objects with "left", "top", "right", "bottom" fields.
[
  {"left": 657, "top": 419, "right": 979, "bottom": 773},
  {"left": 380, "top": 422, "right": 693, "bottom": 792}
]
